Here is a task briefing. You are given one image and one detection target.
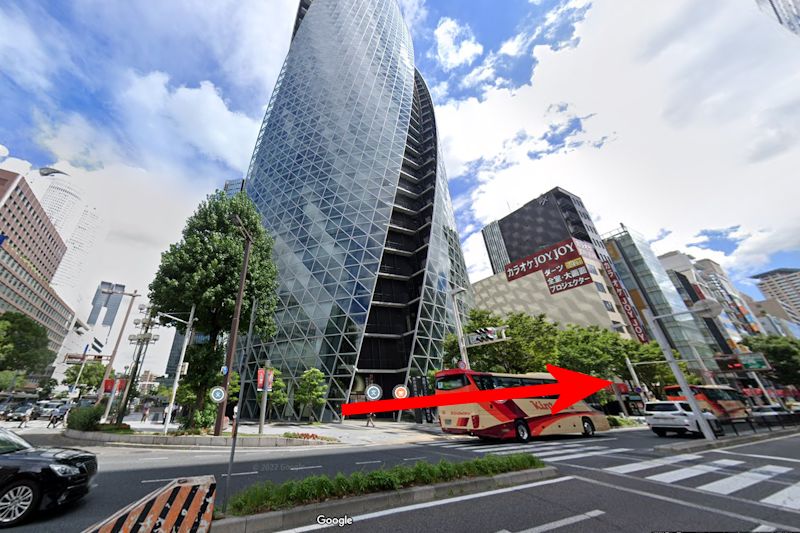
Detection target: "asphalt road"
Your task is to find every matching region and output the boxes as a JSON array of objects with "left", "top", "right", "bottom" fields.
[{"left": 8, "top": 425, "right": 800, "bottom": 532}]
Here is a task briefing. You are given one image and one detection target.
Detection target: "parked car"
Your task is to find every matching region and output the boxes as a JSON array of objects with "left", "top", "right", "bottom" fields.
[
  {"left": 645, "top": 401, "right": 724, "bottom": 437},
  {"left": 0, "top": 428, "right": 96, "bottom": 527},
  {"left": 6, "top": 405, "right": 37, "bottom": 422},
  {"left": 0, "top": 403, "right": 19, "bottom": 421},
  {"left": 788, "top": 403, "right": 800, "bottom": 413},
  {"left": 35, "top": 401, "right": 64, "bottom": 418}
]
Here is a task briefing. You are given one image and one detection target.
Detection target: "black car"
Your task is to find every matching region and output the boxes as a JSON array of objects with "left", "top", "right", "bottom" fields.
[{"left": 0, "top": 428, "right": 96, "bottom": 527}]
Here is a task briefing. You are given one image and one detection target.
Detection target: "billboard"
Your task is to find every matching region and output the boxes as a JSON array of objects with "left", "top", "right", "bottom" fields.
[
  {"left": 505, "top": 238, "right": 586, "bottom": 282},
  {"left": 601, "top": 260, "right": 648, "bottom": 343}
]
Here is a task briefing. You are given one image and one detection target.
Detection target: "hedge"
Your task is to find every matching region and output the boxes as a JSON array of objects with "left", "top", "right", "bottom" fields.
[
  {"left": 606, "top": 415, "right": 642, "bottom": 427},
  {"left": 228, "top": 453, "right": 544, "bottom": 516},
  {"left": 66, "top": 405, "right": 104, "bottom": 431}
]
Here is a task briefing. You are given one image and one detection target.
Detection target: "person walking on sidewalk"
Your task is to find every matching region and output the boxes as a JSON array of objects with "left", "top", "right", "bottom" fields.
[
  {"left": 140, "top": 405, "right": 150, "bottom": 423},
  {"left": 365, "top": 413, "right": 375, "bottom": 427},
  {"left": 17, "top": 405, "right": 33, "bottom": 429}
]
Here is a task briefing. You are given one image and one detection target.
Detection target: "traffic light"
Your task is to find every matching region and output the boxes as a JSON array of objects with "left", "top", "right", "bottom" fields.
[{"left": 474, "top": 328, "right": 497, "bottom": 342}]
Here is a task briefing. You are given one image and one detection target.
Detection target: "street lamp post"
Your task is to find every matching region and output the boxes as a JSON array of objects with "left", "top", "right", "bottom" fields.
[
  {"left": 449, "top": 286, "right": 469, "bottom": 370},
  {"left": 98, "top": 289, "right": 140, "bottom": 422},
  {"left": 157, "top": 305, "right": 196, "bottom": 436},
  {"left": 214, "top": 214, "right": 253, "bottom": 436},
  {"left": 642, "top": 300, "right": 722, "bottom": 441},
  {"left": 115, "top": 307, "right": 160, "bottom": 425}
]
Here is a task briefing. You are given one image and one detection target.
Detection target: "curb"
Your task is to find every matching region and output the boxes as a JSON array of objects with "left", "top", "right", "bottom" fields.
[
  {"left": 63, "top": 429, "right": 333, "bottom": 448},
  {"left": 213, "top": 466, "right": 559, "bottom": 532},
  {"left": 653, "top": 427, "right": 799, "bottom": 455}
]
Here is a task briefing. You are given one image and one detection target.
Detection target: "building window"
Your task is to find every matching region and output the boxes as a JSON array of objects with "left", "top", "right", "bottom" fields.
[
  {"left": 603, "top": 300, "right": 615, "bottom": 312},
  {"left": 587, "top": 264, "right": 598, "bottom": 275},
  {"left": 595, "top": 282, "right": 606, "bottom": 293}
]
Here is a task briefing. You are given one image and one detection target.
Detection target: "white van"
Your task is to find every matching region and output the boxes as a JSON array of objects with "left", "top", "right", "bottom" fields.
[{"left": 645, "top": 401, "right": 723, "bottom": 437}]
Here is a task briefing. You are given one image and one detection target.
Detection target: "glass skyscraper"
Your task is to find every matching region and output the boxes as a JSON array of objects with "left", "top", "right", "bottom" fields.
[{"left": 241, "top": 0, "right": 470, "bottom": 421}]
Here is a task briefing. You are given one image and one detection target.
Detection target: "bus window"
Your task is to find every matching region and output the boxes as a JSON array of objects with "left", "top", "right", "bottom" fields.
[
  {"left": 494, "top": 376, "right": 522, "bottom": 388},
  {"left": 474, "top": 375, "right": 495, "bottom": 390},
  {"left": 520, "top": 378, "right": 558, "bottom": 399},
  {"left": 435, "top": 374, "right": 468, "bottom": 391}
]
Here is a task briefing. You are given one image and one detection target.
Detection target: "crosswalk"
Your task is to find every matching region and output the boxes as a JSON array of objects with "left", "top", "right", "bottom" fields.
[
  {"left": 418, "top": 438, "right": 631, "bottom": 463},
  {"left": 603, "top": 454, "right": 800, "bottom": 512}
]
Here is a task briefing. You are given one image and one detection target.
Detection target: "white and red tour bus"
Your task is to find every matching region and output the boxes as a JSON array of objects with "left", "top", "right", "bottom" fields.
[{"left": 434, "top": 368, "right": 610, "bottom": 442}]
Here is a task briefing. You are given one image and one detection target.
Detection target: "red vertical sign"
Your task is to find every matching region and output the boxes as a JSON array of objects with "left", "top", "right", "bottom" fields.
[
  {"left": 602, "top": 260, "right": 648, "bottom": 343},
  {"left": 257, "top": 368, "right": 266, "bottom": 391}
]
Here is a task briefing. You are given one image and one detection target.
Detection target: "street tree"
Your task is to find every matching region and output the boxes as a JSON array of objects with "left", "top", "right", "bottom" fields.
[
  {"left": 38, "top": 378, "right": 58, "bottom": 400},
  {"left": 743, "top": 335, "right": 800, "bottom": 387},
  {"left": 63, "top": 363, "right": 109, "bottom": 391},
  {"left": 0, "top": 312, "right": 54, "bottom": 375},
  {"left": 295, "top": 368, "right": 327, "bottom": 421},
  {"left": 448, "top": 309, "right": 560, "bottom": 374},
  {"left": 148, "top": 191, "right": 279, "bottom": 412},
  {"left": 0, "top": 320, "right": 12, "bottom": 365},
  {"left": 266, "top": 369, "right": 288, "bottom": 420},
  {"left": 179, "top": 343, "right": 224, "bottom": 423},
  {"left": 0, "top": 370, "right": 15, "bottom": 391},
  {"left": 555, "top": 325, "right": 630, "bottom": 379}
]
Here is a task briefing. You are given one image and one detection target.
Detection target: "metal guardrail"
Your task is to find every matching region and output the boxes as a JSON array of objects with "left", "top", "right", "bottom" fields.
[{"left": 718, "top": 412, "right": 800, "bottom": 437}]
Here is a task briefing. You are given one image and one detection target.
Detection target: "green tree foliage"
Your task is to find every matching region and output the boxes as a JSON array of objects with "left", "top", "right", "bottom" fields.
[
  {"left": 0, "top": 320, "right": 12, "bottom": 364},
  {"left": 555, "top": 325, "right": 630, "bottom": 378},
  {"left": 148, "top": 191, "right": 279, "bottom": 411},
  {"left": 451, "top": 310, "right": 560, "bottom": 374},
  {"left": 266, "top": 369, "right": 288, "bottom": 418},
  {"left": 295, "top": 368, "right": 327, "bottom": 421},
  {"left": 0, "top": 312, "right": 54, "bottom": 375},
  {"left": 0, "top": 370, "right": 16, "bottom": 391},
  {"left": 743, "top": 335, "right": 800, "bottom": 387},
  {"left": 62, "top": 362, "right": 109, "bottom": 391},
  {"left": 228, "top": 371, "right": 240, "bottom": 404},
  {"left": 181, "top": 343, "right": 224, "bottom": 416},
  {"left": 38, "top": 378, "right": 58, "bottom": 400}
]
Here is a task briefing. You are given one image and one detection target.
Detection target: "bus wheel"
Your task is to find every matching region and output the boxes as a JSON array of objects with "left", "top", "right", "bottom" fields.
[
  {"left": 515, "top": 420, "right": 530, "bottom": 443},
  {"left": 581, "top": 417, "right": 595, "bottom": 437}
]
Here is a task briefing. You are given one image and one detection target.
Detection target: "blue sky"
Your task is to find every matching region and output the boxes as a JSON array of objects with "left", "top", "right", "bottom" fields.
[{"left": 2, "top": 0, "right": 800, "bottom": 370}]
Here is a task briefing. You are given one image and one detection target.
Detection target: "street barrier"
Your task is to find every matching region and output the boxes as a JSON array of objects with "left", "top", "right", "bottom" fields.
[
  {"left": 718, "top": 412, "right": 800, "bottom": 436},
  {"left": 82, "top": 475, "right": 216, "bottom": 533}
]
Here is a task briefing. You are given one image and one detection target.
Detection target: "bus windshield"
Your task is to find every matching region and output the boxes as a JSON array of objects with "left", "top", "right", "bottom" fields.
[{"left": 435, "top": 374, "right": 469, "bottom": 391}]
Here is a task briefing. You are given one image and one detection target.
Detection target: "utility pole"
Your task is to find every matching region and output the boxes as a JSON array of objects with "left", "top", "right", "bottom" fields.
[
  {"left": 259, "top": 360, "right": 272, "bottom": 434},
  {"left": 97, "top": 290, "right": 139, "bottom": 414},
  {"left": 214, "top": 214, "right": 253, "bottom": 436},
  {"left": 115, "top": 308, "right": 159, "bottom": 425},
  {"left": 449, "top": 286, "right": 469, "bottom": 370},
  {"left": 643, "top": 308, "right": 716, "bottom": 441},
  {"left": 161, "top": 305, "right": 196, "bottom": 436},
  {"left": 70, "top": 344, "right": 90, "bottom": 396}
]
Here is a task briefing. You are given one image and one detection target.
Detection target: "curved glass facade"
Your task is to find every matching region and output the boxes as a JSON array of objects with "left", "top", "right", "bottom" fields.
[{"left": 241, "top": 0, "right": 469, "bottom": 421}]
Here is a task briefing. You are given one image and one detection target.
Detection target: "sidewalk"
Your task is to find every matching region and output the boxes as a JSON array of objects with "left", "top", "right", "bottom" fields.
[{"left": 123, "top": 416, "right": 448, "bottom": 446}]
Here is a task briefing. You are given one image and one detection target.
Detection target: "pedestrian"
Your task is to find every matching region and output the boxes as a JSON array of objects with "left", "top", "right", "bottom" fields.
[
  {"left": 141, "top": 405, "right": 150, "bottom": 423},
  {"left": 17, "top": 405, "right": 32, "bottom": 429},
  {"left": 47, "top": 411, "right": 58, "bottom": 428},
  {"left": 365, "top": 412, "right": 375, "bottom": 427}
]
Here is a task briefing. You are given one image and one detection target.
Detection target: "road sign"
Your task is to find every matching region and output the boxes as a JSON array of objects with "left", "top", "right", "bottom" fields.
[
  {"left": 209, "top": 386, "right": 226, "bottom": 404},
  {"left": 220, "top": 365, "right": 228, "bottom": 376},
  {"left": 457, "top": 360, "right": 466, "bottom": 370},
  {"left": 392, "top": 385, "right": 409, "bottom": 399},
  {"left": 365, "top": 384, "right": 382, "bottom": 401},
  {"left": 739, "top": 352, "right": 771, "bottom": 370},
  {"left": 634, "top": 386, "right": 642, "bottom": 393}
]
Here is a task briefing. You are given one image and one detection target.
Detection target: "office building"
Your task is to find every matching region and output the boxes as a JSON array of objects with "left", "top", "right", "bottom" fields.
[
  {"left": 604, "top": 225, "right": 715, "bottom": 374},
  {"left": 241, "top": 0, "right": 470, "bottom": 421},
  {"left": 0, "top": 170, "right": 74, "bottom": 351},
  {"left": 659, "top": 251, "right": 755, "bottom": 354},
  {"left": 742, "top": 294, "right": 800, "bottom": 338},
  {"left": 752, "top": 268, "right": 800, "bottom": 322},
  {"left": 480, "top": 187, "right": 647, "bottom": 342},
  {"left": 756, "top": 0, "right": 800, "bottom": 35},
  {"left": 223, "top": 179, "right": 245, "bottom": 197}
]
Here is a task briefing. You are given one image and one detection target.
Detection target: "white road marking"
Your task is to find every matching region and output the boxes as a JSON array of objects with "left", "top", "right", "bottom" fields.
[
  {"left": 141, "top": 477, "right": 180, "bottom": 484},
  {"left": 760, "top": 481, "right": 800, "bottom": 510},
  {"left": 140, "top": 456, "right": 169, "bottom": 462},
  {"left": 752, "top": 525, "right": 776, "bottom": 532},
  {"left": 547, "top": 448, "right": 633, "bottom": 462},
  {"left": 472, "top": 444, "right": 585, "bottom": 453},
  {"left": 402, "top": 456, "right": 427, "bottom": 461},
  {"left": 473, "top": 442, "right": 587, "bottom": 454},
  {"left": 355, "top": 460, "right": 382, "bottom": 465},
  {"left": 646, "top": 459, "right": 744, "bottom": 483},
  {"left": 573, "top": 475, "right": 796, "bottom": 531},
  {"left": 495, "top": 446, "right": 607, "bottom": 458},
  {"left": 221, "top": 471, "right": 258, "bottom": 477},
  {"left": 697, "top": 465, "right": 792, "bottom": 495},
  {"left": 515, "top": 509, "right": 605, "bottom": 533},
  {"left": 289, "top": 465, "right": 322, "bottom": 471},
  {"left": 711, "top": 450, "right": 800, "bottom": 464},
  {"left": 604, "top": 454, "right": 703, "bottom": 474},
  {"left": 277, "top": 477, "right": 575, "bottom": 532}
]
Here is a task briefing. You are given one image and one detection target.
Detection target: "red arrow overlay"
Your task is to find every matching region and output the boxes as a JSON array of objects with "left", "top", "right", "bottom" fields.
[{"left": 341, "top": 364, "right": 611, "bottom": 416}]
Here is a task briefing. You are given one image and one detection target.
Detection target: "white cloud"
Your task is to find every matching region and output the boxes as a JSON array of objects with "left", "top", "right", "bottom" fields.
[
  {"left": 499, "top": 32, "right": 528, "bottom": 57},
  {"left": 433, "top": 17, "right": 484, "bottom": 71},
  {"left": 397, "top": 0, "right": 428, "bottom": 33},
  {"left": 437, "top": 0, "right": 800, "bottom": 286},
  {"left": 117, "top": 71, "right": 261, "bottom": 173},
  {"left": 0, "top": 144, "right": 8, "bottom": 158},
  {"left": 429, "top": 81, "right": 449, "bottom": 101},
  {"left": 460, "top": 54, "right": 499, "bottom": 90}
]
